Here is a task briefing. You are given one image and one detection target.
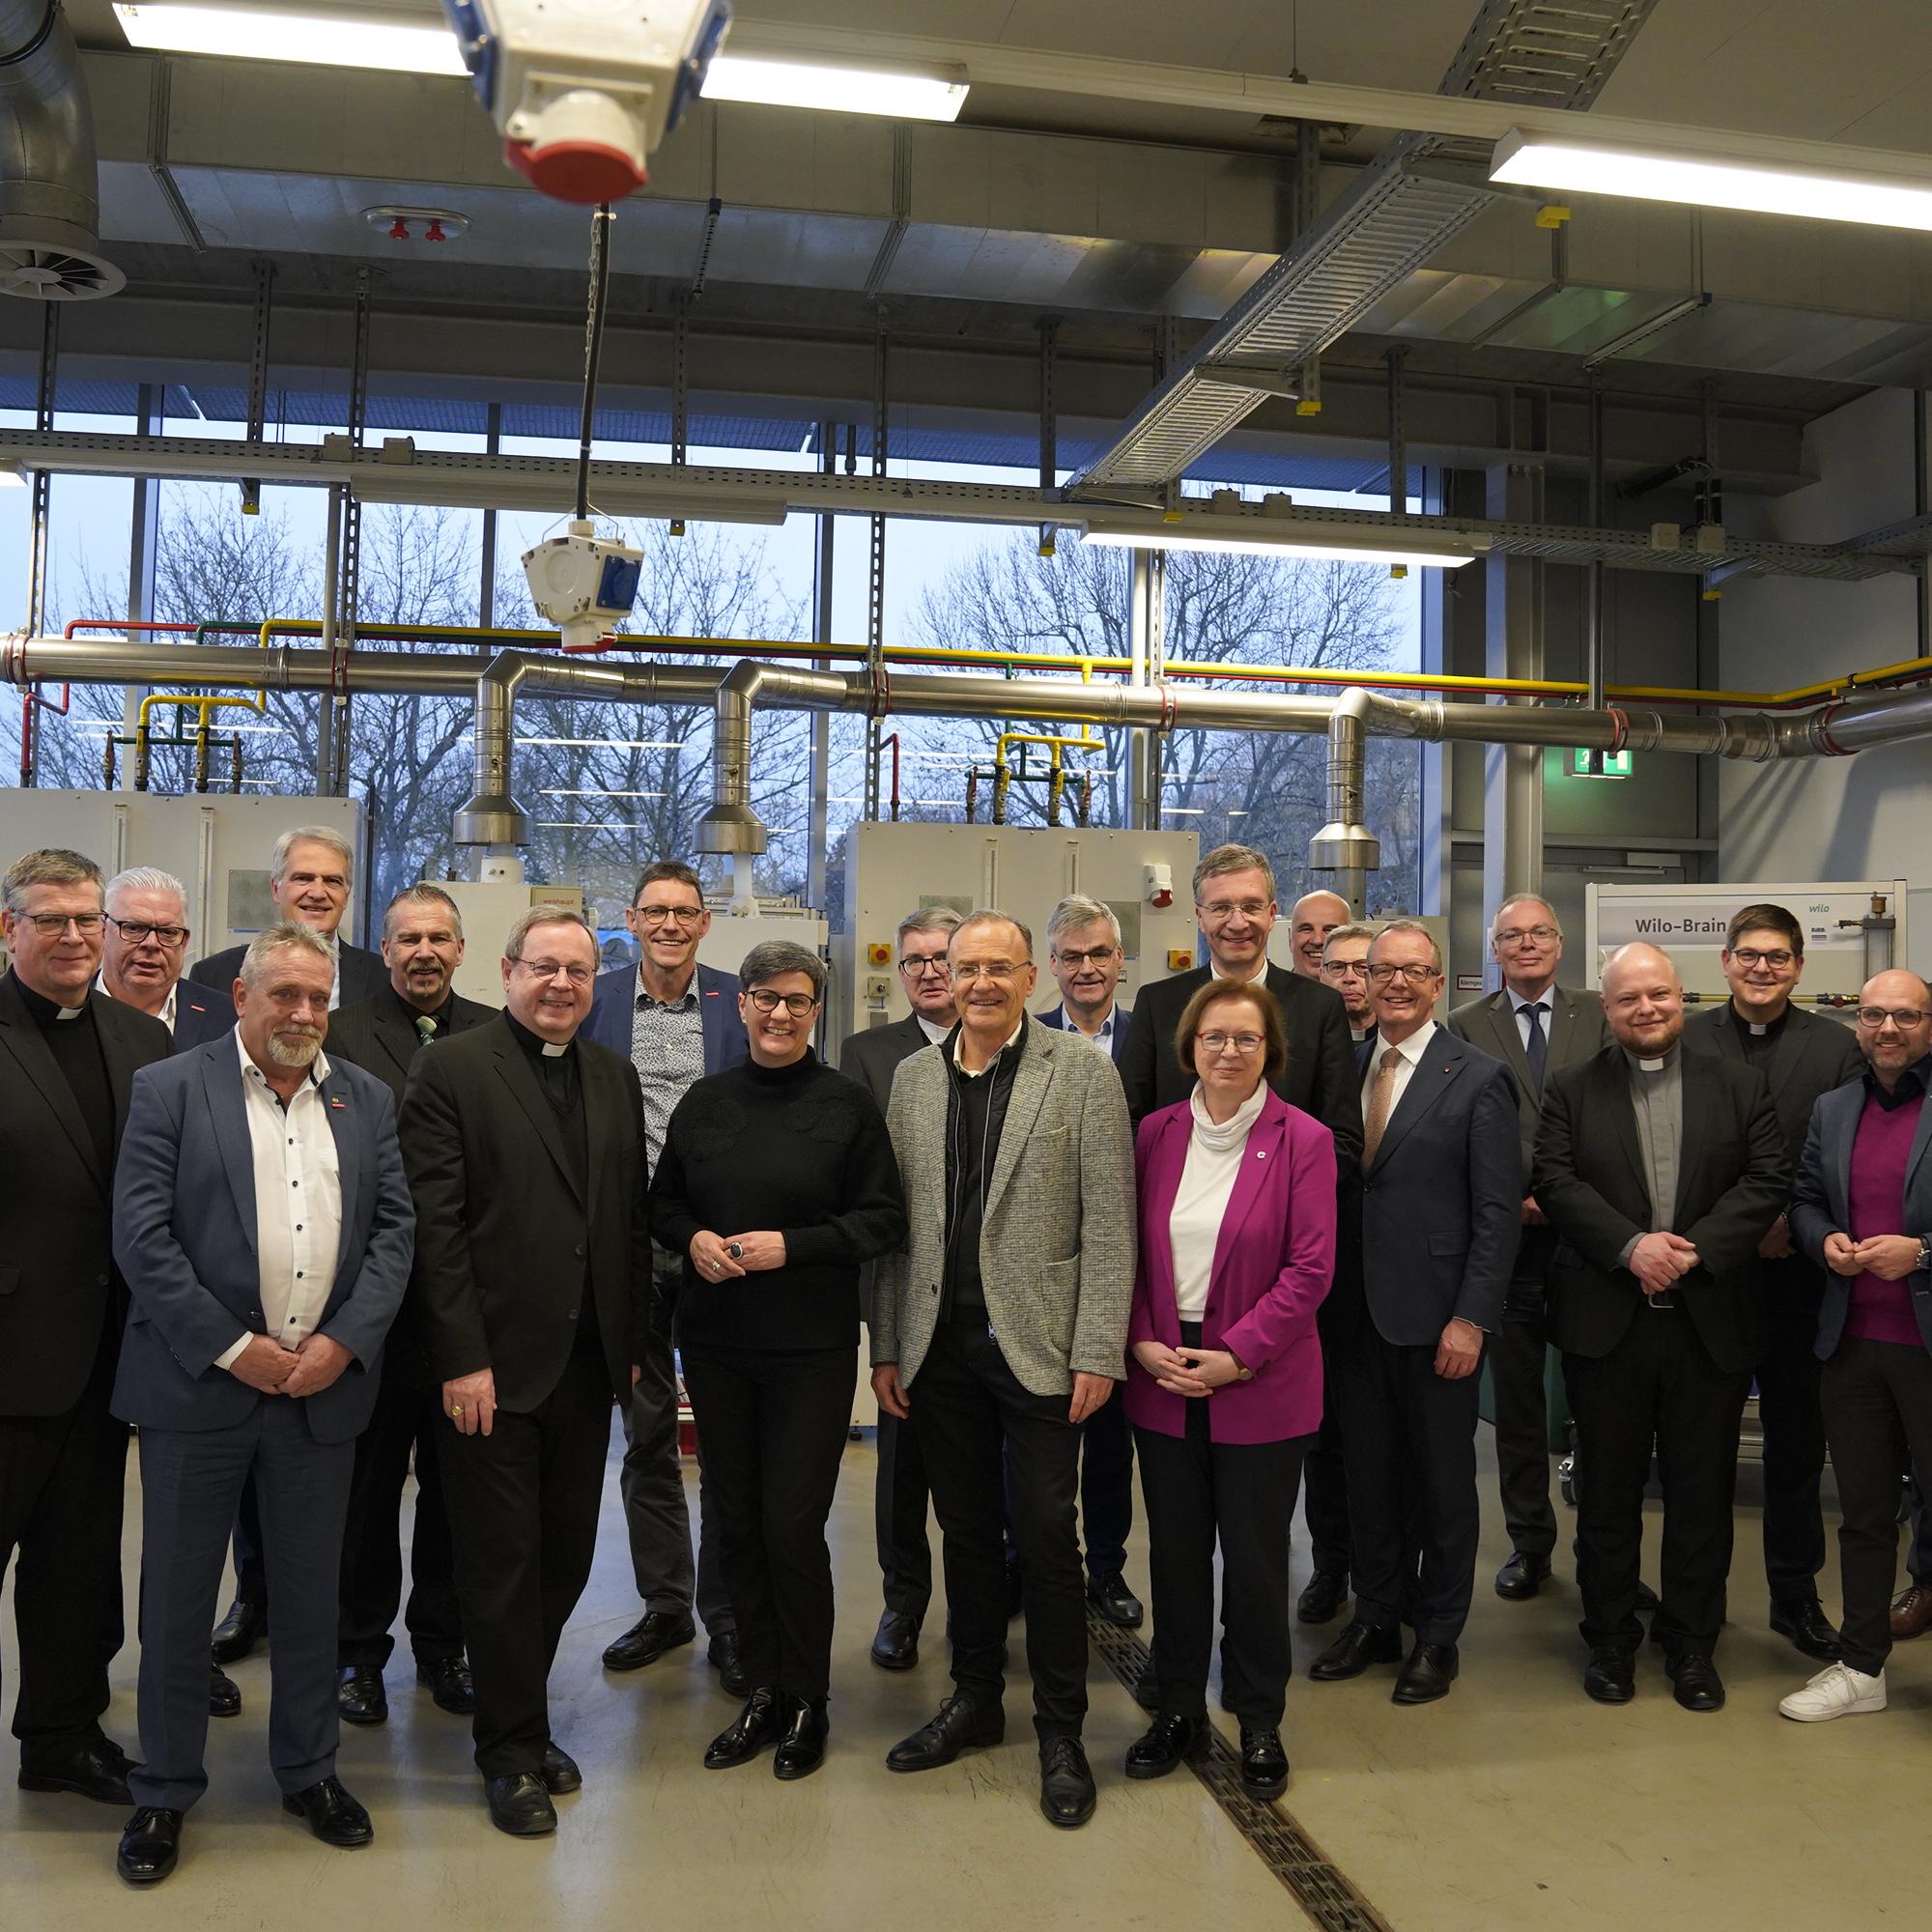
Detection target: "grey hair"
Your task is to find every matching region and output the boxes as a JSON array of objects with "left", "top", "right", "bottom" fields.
[
  {"left": 738, "top": 940, "right": 826, "bottom": 1003},
  {"left": 502, "top": 904, "right": 598, "bottom": 961},
  {"left": 1491, "top": 893, "right": 1559, "bottom": 938},
  {"left": 895, "top": 904, "right": 963, "bottom": 952},
  {"left": 952, "top": 909, "right": 1034, "bottom": 961},
  {"left": 4, "top": 848, "right": 103, "bottom": 916},
  {"left": 270, "top": 824, "right": 355, "bottom": 886},
  {"left": 1045, "top": 895, "right": 1122, "bottom": 953},
  {"left": 1321, "top": 922, "right": 1378, "bottom": 953},
  {"left": 384, "top": 882, "right": 464, "bottom": 944},
  {"left": 1192, "top": 843, "right": 1275, "bottom": 903},
  {"left": 241, "top": 922, "right": 333, "bottom": 986},
  {"left": 105, "top": 867, "right": 188, "bottom": 918},
  {"left": 1370, "top": 919, "right": 1443, "bottom": 973}
]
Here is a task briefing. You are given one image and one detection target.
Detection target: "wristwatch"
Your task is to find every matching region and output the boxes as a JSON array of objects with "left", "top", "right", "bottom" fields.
[
  {"left": 1916, "top": 1236, "right": 1932, "bottom": 1275},
  {"left": 1229, "top": 1350, "right": 1255, "bottom": 1383}
]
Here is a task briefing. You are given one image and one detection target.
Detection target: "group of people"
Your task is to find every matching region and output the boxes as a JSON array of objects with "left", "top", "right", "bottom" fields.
[{"left": 3, "top": 827, "right": 1929, "bottom": 1888}]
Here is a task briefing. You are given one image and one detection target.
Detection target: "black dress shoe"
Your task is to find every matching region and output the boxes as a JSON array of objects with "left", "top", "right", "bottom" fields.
[
  {"left": 117, "top": 1806, "right": 183, "bottom": 1886},
  {"left": 1665, "top": 1652, "right": 1725, "bottom": 1712},
  {"left": 209, "top": 1665, "right": 242, "bottom": 1719},
  {"left": 1296, "top": 1569, "right": 1350, "bottom": 1625},
  {"left": 773, "top": 1697, "right": 830, "bottom": 1780},
  {"left": 485, "top": 1772, "right": 556, "bottom": 1836},
  {"left": 281, "top": 1776, "right": 374, "bottom": 1848},
  {"left": 18, "top": 1737, "right": 133, "bottom": 1804},
  {"left": 705, "top": 1688, "right": 783, "bottom": 1769},
  {"left": 1123, "top": 1711, "right": 1202, "bottom": 1780},
  {"left": 1131, "top": 1663, "right": 1160, "bottom": 1712},
  {"left": 1583, "top": 1646, "right": 1636, "bottom": 1704},
  {"left": 539, "top": 1743, "right": 582, "bottom": 1795},
  {"left": 1308, "top": 1620, "right": 1403, "bottom": 1681},
  {"left": 336, "top": 1663, "right": 388, "bottom": 1725},
  {"left": 416, "top": 1655, "right": 476, "bottom": 1715},
  {"left": 1238, "top": 1727, "right": 1289, "bottom": 1799},
  {"left": 210, "top": 1596, "right": 267, "bottom": 1664},
  {"left": 602, "top": 1609, "right": 696, "bottom": 1672},
  {"left": 1006, "top": 1556, "right": 1024, "bottom": 1620},
  {"left": 1392, "top": 1641, "right": 1459, "bottom": 1705},
  {"left": 1038, "top": 1737, "right": 1096, "bottom": 1828},
  {"left": 1086, "top": 1571, "right": 1145, "bottom": 1629},
  {"left": 870, "top": 1610, "right": 921, "bottom": 1670},
  {"left": 708, "top": 1630, "right": 749, "bottom": 1697},
  {"left": 1771, "top": 1599, "right": 1843, "bottom": 1662},
  {"left": 887, "top": 1693, "right": 1006, "bottom": 1772},
  {"left": 1495, "top": 1551, "right": 1552, "bottom": 1602}
]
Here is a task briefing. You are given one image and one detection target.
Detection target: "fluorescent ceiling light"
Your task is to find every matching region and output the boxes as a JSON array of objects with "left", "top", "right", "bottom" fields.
[
  {"left": 1080, "top": 525, "right": 1478, "bottom": 570},
  {"left": 1491, "top": 127, "right": 1932, "bottom": 233},
  {"left": 0, "top": 465, "right": 26, "bottom": 489},
  {"left": 702, "top": 52, "right": 967, "bottom": 122},
  {"left": 114, "top": 3, "right": 467, "bottom": 73}
]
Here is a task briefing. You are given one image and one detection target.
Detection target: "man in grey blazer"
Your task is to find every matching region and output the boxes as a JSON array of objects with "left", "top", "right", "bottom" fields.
[
  {"left": 1448, "top": 893, "right": 1609, "bottom": 1601},
  {"left": 870, "top": 910, "right": 1134, "bottom": 1830}
]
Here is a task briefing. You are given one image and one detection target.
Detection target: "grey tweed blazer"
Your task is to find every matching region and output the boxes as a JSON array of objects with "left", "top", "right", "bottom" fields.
[{"left": 872, "top": 1016, "right": 1136, "bottom": 1397}]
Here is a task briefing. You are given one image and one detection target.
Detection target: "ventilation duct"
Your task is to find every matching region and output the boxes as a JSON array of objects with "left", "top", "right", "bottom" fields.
[{"left": 0, "top": 0, "right": 125, "bottom": 300}]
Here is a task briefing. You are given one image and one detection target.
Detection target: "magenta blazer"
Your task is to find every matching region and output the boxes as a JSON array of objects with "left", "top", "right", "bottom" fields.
[{"left": 1125, "top": 1089, "right": 1337, "bottom": 1446}]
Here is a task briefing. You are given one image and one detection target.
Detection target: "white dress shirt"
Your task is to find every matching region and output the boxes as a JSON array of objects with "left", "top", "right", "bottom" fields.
[
  {"left": 1508, "top": 985, "right": 1552, "bottom": 1056},
  {"left": 94, "top": 968, "right": 176, "bottom": 1034},
  {"left": 1359, "top": 1018, "right": 1438, "bottom": 1123},
  {"left": 213, "top": 1031, "right": 344, "bottom": 1371}
]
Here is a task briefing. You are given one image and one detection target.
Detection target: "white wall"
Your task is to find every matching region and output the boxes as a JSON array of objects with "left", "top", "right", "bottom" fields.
[{"left": 1719, "top": 388, "right": 1930, "bottom": 972}]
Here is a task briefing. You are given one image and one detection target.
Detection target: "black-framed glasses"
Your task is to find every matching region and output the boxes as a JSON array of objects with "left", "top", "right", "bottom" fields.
[
  {"left": 635, "top": 904, "right": 705, "bottom": 927},
  {"left": 13, "top": 911, "right": 105, "bottom": 937},
  {"left": 1322, "top": 959, "right": 1370, "bottom": 980},
  {"left": 108, "top": 918, "right": 188, "bottom": 949},
  {"left": 747, "top": 988, "right": 818, "bottom": 1016},
  {"left": 1368, "top": 961, "right": 1439, "bottom": 987},
  {"left": 1730, "top": 947, "right": 1795, "bottom": 970},
  {"left": 899, "top": 954, "right": 950, "bottom": 977},
  {"left": 1857, "top": 1007, "right": 1930, "bottom": 1029}
]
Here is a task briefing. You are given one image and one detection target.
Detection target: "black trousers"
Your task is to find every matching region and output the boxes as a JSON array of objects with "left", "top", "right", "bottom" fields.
[
  {"left": 439, "top": 1333, "right": 611, "bottom": 1777},
  {"left": 1491, "top": 1248, "right": 1559, "bottom": 1562},
  {"left": 999, "top": 1395, "right": 1137, "bottom": 1577},
  {"left": 0, "top": 1348, "right": 127, "bottom": 1766},
  {"left": 681, "top": 1344, "right": 853, "bottom": 1703},
  {"left": 337, "top": 1371, "right": 463, "bottom": 1669},
  {"left": 1301, "top": 1407, "right": 1351, "bottom": 1577},
  {"left": 875, "top": 1409, "right": 932, "bottom": 1619},
  {"left": 1336, "top": 1323, "right": 1483, "bottom": 1645},
  {"left": 910, "top": 1320, "right": 1087, "bottom": 1740},
  {"left": 1563, "top": 1308, "right": 1750, "bottom": 1658},
  {"left": 1820, "top": 1336, "right": 1932, "bottom": 1674},
  {"left": 1753, "top": 1259, "right": 1830, "bottom": 1604}
]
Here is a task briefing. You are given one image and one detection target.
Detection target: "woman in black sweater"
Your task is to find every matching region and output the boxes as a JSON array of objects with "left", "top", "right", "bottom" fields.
[{"left": 650, "top": 940, "right": 906, "bottom": 1779}]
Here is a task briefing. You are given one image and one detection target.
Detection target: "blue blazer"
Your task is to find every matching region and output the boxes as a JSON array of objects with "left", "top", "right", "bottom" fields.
[
  {"left": 171, "top": 978, "right": 237, "bottom": 1050},
  {"left": 585, "top": 959, "right": 749, "bottom": 1077},
  {"left": 110, "top": 1038, "right": 415, "bottom": 1443},
  {"left": 1035, "top": 1001, "right": 1132, "bottom": 1069},
  {"left": 1790, "top": 1070, "right": 1932, "bottom": 1358}
]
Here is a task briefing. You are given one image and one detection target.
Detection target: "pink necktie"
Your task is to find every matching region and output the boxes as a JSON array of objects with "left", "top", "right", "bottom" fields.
[{"left": 1362, "top": 1046, "right": 1404, "bottom": 1167}]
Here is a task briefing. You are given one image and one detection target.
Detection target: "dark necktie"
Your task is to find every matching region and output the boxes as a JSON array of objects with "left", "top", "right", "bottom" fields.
[
  {"left": 414, "top": 1013, "right": 439, "bottom": 1049},
  {"left": 1522, "top": 1001, "right": 1548, "bottom": 1093}
]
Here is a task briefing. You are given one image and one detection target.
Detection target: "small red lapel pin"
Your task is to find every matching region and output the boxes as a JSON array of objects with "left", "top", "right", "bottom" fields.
[{"left": 328, "top": 1095, "right": 347, "bottom": 1109}]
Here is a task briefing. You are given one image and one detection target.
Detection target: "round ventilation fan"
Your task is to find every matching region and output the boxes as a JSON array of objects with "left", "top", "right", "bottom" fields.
[{"left": 0, "top": 242, "right": 127, "bottom": 301}]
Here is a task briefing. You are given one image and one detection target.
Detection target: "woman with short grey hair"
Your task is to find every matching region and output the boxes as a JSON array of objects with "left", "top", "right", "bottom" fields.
[{"left": 649, "top": 940, "right": 905, "bottom": 1780}]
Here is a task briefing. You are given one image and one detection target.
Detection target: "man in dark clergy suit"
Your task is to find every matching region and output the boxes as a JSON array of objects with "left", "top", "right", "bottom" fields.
[
  {"left": 324, "top": 884, "right": 494, "bottom": 1727},
  {"left": 1533, "top": 942, "right": 1787, "bottom": 1714},
  {"left": 1448, "top": 892, "right": 1610, "bottom": 1602},
  {"left": 110, "top": 923, "right": 413, "bottom": 1884},
  {"left": 405, "top": 907, "right": 651, "bottom": 1838},
  {"left": 0, "top": 849, "right": 172, "bottom": 1813},
  {"left": 840, "top": 904, "right": 963, "bottom": 1673},
  {"left": 1684, "top": 901, "right": 1863, "bottom": 1662},
  {"left": 1310, "top": 921, "right": 1520, "bottom": 1705}
]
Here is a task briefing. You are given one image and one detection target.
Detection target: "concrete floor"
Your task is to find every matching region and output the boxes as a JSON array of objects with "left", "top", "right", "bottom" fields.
[{"left": 0, "top": 1425, "right": 1914, "bottom": 1932}]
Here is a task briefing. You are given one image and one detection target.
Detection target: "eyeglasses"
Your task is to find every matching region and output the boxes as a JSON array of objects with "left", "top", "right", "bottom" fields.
[
  {"left": 635, "top": 904, "right": 705, "bottom": 927},
  {"left": 1199, "top": 899, "right": 1270, "bottom": 923},
  {"left": 1494, "top": 924, "right": 1559, "bottom": 948},
  {"left": 1730, "top": 948, "right": 1795, "bottom": 970},
  {"left": 1857, "top": 1007, "right": 1930, "bottom": 1029},
  {"left": 1368, "top": 961, "right": 1439, "bottom": 987},
  {"left": 12, "top": 911, "right": 105, "bottom": 938},
  {"left": 1322, "top": 960, "right": 1369, "bottom": 980},
  {"left": 1197, "top": 1031, "right": 1264, "bottom": 1056},
  {"left": 1052, "top": 947, "right": 1119, "bottom": 969},
  {"left": 899, "top": 954, "right": 950, "bottom": 977},
  {"left": 952, "top": 961, "right": 1024, "bottom": 982},
  {"left": 108, "top": 918, "right": 188, "bottom": 949},
  {"left": 747, "top": 988, "right": 818, "bottom": 1016},
  {"left": 513, "top": 957, "right": 595, "bottom": 986}
]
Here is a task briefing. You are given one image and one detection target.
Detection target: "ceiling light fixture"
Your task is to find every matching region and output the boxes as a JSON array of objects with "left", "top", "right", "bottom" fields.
[
  {"left": 1490, "top": 127, "right": 1932, "bottom": 233},
  {"left": 701, "top": 52, "right": 968, "bottom": 122},
  {"left": 1079, "top": 522, "right": 1480, "bottom": 570}
]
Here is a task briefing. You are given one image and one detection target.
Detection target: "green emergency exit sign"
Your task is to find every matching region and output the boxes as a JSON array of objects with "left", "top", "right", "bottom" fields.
[{"left": 1571, "top": 747, "right": 1633, "bottom": 779}]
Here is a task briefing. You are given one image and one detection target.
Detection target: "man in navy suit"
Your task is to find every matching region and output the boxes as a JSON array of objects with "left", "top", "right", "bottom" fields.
[
  {"left": 98, "top": 867, "right": 235, "bottom": 1049},
  {"left": 584, "top": 860, "right": 746, "bottom": 1687},
  {"left": 109, "top": 924, "right": 413, "bottom": 1884},
  {"left": 1310, "top": 921, "right": 1520, "bottom": 1706},
  {"left": 1035, "top": 895, "right": 1140, "bottom": 1630}
]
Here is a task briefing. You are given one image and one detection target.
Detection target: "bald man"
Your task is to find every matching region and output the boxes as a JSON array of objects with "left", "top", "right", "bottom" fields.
[
  {"left": 1288, "top": 892, "right": 1351, "bottom": 981},
  {"left": 1532, "top": 944, "right": 1786, "bottom": 1713}
]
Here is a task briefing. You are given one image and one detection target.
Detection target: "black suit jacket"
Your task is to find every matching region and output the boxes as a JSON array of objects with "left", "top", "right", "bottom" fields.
[
  {"left": 1448, "top": 982, "right": 1611, "bottom": 1179},
  {"left": 399, "top": 1013, "right": 652, "bottom": 1411},
  {"left": 838, "top": 1014, "right": 936, "bottom": 1114},
  {"left": 1532, "top": 1045, "right": 1790, "bottom": 1375},
  {"left": 327, "top": 986, "right": 497, "bottom": 1385},
  {"left": 1122, "top": 961, "right": 1364, "bottom": 1169},
  {"left": 0, "top": 974, "right": 173, "bottom": 1415},
  {"left": 171, "top": 979, "right": 237, "bottom": 1049},
  {"left": 193, "top": 937, "right": 386, "bottom": 1008},
  {"left": 1683, "top": 1002, "right": 1863, "bottom": 1186}
]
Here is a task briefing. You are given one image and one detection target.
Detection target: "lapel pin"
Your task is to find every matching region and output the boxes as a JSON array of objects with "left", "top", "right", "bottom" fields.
[
  {"left": 328, "top": 1094, "right": 347, "bottom": 1110},
  {"left": 1255, "top": 1149, "right": 1266, "bottom": 1159}
]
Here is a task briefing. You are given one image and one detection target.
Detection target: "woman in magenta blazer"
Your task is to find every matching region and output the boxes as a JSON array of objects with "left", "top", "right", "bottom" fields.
[{"left": 1122, "top": 977, "right": 1337, "bottom": 1800}]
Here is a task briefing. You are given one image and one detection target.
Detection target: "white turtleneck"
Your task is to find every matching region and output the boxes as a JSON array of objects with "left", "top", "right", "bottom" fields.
[{"left": 1168, "top": 1078, "right": 1269, "bottom": 1321}]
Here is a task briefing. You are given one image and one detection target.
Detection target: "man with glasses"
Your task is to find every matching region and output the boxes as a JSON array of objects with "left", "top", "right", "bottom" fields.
[
  {"left": 99, "top": 868, "right": 235, "bottom": 1049},
  {"left": 1683, "top": 903, "right": 1863, "bottom": 1662},
  {"left": 1781, "top": 974, "right": 1932, "bottom": 1721},
  {"left": 1311, "top": 922, "right": 1519, "bottom": 1705},
  {"left": 871, "top": 911, "right": 1134, "bottom": 1829},
  {"left": 839, "top": 906, "right": 962, "bottom": 1672},
  {"left": 0, "top": 850, "right": 172, "bottom": 1813},
  {"left": 1320, "top": 923, "right": 1378, "bottom": 1045},
  {"left": 585, "top": 861, "right": 744, "bottom": 1690},
  {"left": 403, "top": 908, "right": 651, "bottom": 1836},
  {"left": 1448, "top": 895, "right": 1610, "bottom": 1603}
]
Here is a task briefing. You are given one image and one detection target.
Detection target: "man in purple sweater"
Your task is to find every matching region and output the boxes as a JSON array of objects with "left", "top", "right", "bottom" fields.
[{"left": 1783, "top": 971, "right": 1932, "bottom": 1721}]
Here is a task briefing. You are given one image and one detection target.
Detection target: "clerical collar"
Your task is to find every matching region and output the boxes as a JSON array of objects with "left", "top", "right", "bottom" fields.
[
  {"left": 505, "top": 1009, "right": 576, "bottom": 1061},
  {"left": 13, "top": 977, "right": 87, "bottom": 1025},
  {"left": 1730, "top": 1000, "right": 1788, "bottom": 1041},
  {"left": 1623, "top": 1042, "right": 1681, "bottom": 1076}
]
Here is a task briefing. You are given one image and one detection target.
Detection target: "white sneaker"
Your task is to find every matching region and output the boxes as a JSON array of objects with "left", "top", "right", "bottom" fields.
[{"left": 1777, "top": 1662, "right": 1887, "bottom": 1721}]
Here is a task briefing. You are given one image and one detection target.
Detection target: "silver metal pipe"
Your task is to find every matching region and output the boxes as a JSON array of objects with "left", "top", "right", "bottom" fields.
[
  {"left": 696, "top": 658, "right": 857, "bottom": 857},
  {"left": 0, "top": 0, "right": 105, "bottom": 262},
  {"left": 1308, "top": 686, "right": 1381, "bottom": 913}
]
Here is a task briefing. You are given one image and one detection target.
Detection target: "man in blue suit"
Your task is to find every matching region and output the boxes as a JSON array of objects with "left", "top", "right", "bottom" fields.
[
  {"left": 108, "top": 924, "right": 413, "bottom": 1886},
  {"left": 583, "top": 860, "right": 747, "bottom": 1687}
]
